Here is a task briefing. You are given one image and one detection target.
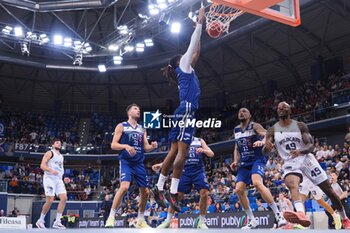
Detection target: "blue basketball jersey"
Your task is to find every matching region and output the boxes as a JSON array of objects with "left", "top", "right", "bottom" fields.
[
  {"left": 118, "top": 122, "right": 145, "bottom": 163},
  {"left": 175, "top": 67, "right": 201, "bottom": 109},
  {"left": 234, "top": 122, "right": 265, "bottom": 167},
  {"left": 183, "top": 137, "right": 205, "bottom": 172}
]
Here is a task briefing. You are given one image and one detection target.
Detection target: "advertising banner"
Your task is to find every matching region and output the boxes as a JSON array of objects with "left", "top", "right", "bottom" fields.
[
  {"left": 0, "top": 216, "right": 27, "bottom": 229},
  {"left": 178, "top": 211, "right": 275, "bottom": 228}
]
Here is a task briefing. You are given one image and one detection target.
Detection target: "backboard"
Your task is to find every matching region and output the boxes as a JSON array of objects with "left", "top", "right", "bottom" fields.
[{"left": 212, "top": 0, "right": 301, "bottom": 27}]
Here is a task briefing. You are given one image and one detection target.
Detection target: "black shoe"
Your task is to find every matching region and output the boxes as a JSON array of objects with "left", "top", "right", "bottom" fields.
[
  {"left": 151, "top": 187, "right": 167, "bottom": 208},
  {"left": 165, "top": 191, "right": 181, "bottom": 212}
]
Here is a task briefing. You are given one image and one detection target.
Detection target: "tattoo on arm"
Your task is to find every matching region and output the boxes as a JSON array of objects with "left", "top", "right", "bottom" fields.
[
  {"left": 262, "top": 126, "right": 275, "bottom": 155},
  {"left": 253, "top": 123, "right": 266, "bottom": 137}
]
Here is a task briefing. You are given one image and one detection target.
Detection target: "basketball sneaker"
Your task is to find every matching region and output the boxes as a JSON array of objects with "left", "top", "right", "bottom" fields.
[
  {"left": 241, "top": 219, "right": 258, "bottom": 229},
  {"left": 157, "top": 220, "right": 171, "bottom": 229},
  {"left": 52, "top": 221, "right": 66, "bottom": 229},
  {"left": 194, "top": 217, "right": 209, "bottom": 229},
  {"left": 135, "top": 220, "right": 151, "bottom": 228},
  {"left": 105, "top": 217, "right": 115, "bottom": 228},
  {"left": 293, "top": 224, "right": 307, "bottom": 229},
  {"left": 343, "top": 218, "right": 350, "bottom": 229},
  {"left": 276, "top": 213, "right": 287, "bottom": 228},
  {"left": 35, "top": 220, "right": 46, "bottom": 229},
  {"left": 283, "top": 211, "right": 311, "bottom": 227},
  {"left": 332, "top": 213, "right": 341, "bottom": 230},
  {"left": 151, "top": 187, "right": 167, "bottom": 208},
  {"left": 164, "top": 191, "right": 181, "bottom": 212}
]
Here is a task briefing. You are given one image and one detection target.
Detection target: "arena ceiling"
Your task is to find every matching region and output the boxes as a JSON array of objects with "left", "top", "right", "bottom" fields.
[{"left": 0, "top": 0, "right": 350, "bottom": 111}]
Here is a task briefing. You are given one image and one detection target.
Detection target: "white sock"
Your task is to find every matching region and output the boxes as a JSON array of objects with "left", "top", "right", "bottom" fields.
[
  {"left": 170, "top": 178, "right": 179, "bottom": 194},
  {"left": 166, "top": 212, "right": 173, "bottom": 222},
  {"left": 55, "top": 213, "right": 62, "bottom": 223},
  {"left": 293, "top": 200, "right": 305, "bottom": 212},
  {"left": 157, "top": 174, "right": 168, "bottom": 191},
  {"left": 39, "top": 213, "right": 46, "bottom": 222},
  {"left": 109, "top": 209, "right": 116, "bottom": 219},
  {"left": 245, "top": 208, "right": 255, "bottom": 221},
  {"left": 199, "top": 215, "right": 205, "bottom": 221},
  {"left": 137, "top": 212, "right": 144, "bottom": 223},
  {"left": 269, "top": 202, "right": 281, "bottom": 216},
  {"left": 332, "top": 212, "right": 338, "bottom": 219}
]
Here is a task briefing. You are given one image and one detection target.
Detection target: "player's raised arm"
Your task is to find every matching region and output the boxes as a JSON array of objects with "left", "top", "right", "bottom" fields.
[
  {"left": 253, "top": 123, "right": 266, "bottom": 147},
  {"left": 143, "top": 130, "right": 158, "bottom": 152},
  {"left": 40, "top": 151, "right": 58, "bottom": 175},
  {"left": 191, "top": 7, "right": 205, "bottom": 67},
  {"left": 179, "top": 7, "right": 204, "bottom": 73},
  {"left": 262, "top": 126, "right": 275, "bottom": 155},
  {"left": 198, "top": 138, "right": 214, "bottom": 157},
  {"left": 111, "top": 123, "right": 136, "bottom": 156}
]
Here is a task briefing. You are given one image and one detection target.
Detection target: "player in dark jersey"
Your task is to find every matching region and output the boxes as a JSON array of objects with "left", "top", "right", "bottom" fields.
[
  {"left": 105, "top": 104, "right": 158, "bottom": 228},
  {"left": 152, "top": 7, "right": 205, "bottom": 212},
  {"left": 152, "top": 137, "right": 214, "bottom": 229},
  {"left": 231, "top": 108, "right": 286, "bottom": 229}
]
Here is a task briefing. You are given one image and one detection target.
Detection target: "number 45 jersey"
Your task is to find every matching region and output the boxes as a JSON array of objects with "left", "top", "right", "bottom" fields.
[{"left": 274, "top": 120, "right": 327, "bottom": 185}]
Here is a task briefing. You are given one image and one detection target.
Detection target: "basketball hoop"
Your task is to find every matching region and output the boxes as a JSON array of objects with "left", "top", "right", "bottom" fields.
[{"left": 205, "top": 2, "right": 244, "bottom": 37}]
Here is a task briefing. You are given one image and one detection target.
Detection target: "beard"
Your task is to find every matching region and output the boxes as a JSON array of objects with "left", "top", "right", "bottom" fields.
[
  {"left": 54, "top": 146, "right": 60, "bottom": 150},
  {"left": 279, "top": 114, "right": 288, "bottom": 120},
  {"left": 239, "top": 118, "right": 247, "bottom": 122}
]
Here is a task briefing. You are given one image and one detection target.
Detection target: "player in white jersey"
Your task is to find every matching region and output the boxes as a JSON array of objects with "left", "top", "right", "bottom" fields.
[
  {"left": 300, "top": 176, "right": 341, "bottom": 229},
  {"left": 36, "top": 138, "right": 70, "bottom": 229},
  {"left": 263, "top": 102, "right": 350, "bottom": 229}
]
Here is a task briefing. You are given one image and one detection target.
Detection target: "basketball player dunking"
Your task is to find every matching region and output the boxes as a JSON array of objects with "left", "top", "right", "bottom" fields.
[
  {"left": 153, "top": 7, "right": 204, "bottom": 212},
  {"left": 105, "top": 104, "right": 158, "bottom": 228},
  {"left": 263, "top": 102, "right": 350, "bottom": 229},
  {"left": 231, "top": 108, "right": 286, "bottom": 229},
  {"left": 36, "top": 138, "right": 70, "bottom": 229}
]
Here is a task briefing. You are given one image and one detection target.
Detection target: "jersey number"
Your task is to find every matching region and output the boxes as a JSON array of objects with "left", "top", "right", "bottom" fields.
[
  {"left": 311, "top": 167, "right": 321, "bottom": 177},
  {"left": 285, "top": 143, "right": 296, "bottom": 151}
]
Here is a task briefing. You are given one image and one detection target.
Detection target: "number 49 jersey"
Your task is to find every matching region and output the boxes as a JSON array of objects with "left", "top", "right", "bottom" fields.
[{"left": 274, "top": 120, "right": 305, "bottom": 160}]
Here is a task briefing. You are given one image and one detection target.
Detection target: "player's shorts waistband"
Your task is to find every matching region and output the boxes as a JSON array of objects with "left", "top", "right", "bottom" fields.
[{"left": 180, "top": 101, "right": 198, "bottom": 109}]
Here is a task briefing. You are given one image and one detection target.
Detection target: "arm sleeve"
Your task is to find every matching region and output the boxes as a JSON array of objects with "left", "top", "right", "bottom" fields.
[{"left": 179, "top": 23, "right": 202, "bottom": 73}]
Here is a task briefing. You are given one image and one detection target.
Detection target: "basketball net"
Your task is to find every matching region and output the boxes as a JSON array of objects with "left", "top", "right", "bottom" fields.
[{"left": 205, "top": 3, "right": 244, "bottom": 34}]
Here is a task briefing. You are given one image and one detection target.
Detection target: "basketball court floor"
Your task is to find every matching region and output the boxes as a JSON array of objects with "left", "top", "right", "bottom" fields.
[{"left": 0, "top": 229, "right": 342, "bottom": 233}]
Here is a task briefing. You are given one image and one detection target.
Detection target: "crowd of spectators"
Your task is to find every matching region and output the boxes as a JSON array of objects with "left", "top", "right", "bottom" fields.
[
  {"left": 200, "top": 72, "right": 350, "bottom": 143},
  {"left": 0, "top": 163, "right": 99, "bottom": 201},
  {"left": 0, "top": 73, "right": 349, "bottom": 153},
  {"left": 0, "top": 112, "right": 80, "bottom": 154}
]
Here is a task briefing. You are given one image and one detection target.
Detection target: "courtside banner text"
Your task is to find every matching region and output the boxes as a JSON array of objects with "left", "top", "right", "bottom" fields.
[
  {"left": 0, "top": 216, "right": 27, "bottom": 229},
  {"left": 178, "top": 211, "right": 275, "bottom": 228}
]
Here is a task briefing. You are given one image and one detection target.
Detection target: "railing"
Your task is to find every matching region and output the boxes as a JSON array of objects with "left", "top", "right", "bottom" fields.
[{"left": 332, "top": 87, "right": 350, "bottom": 105}]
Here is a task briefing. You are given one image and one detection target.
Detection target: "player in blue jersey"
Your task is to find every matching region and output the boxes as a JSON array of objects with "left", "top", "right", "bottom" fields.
[
  {"left": 105, "top": 104, "right": 158, "bottom": 228},
  {"left": 152, "top": 137, "right": 214, "bottom": 229},
  {"left": 231, "top": 108, "right": 287, "bottom": 229},
  {"left": 153, "top": 7, "right": 205, "bottom": 212}
]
